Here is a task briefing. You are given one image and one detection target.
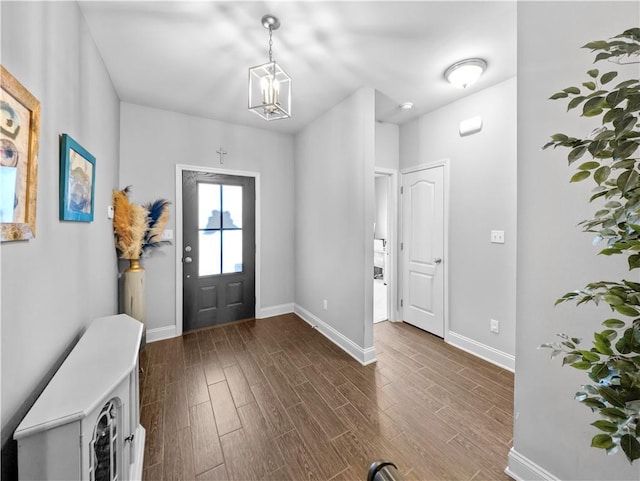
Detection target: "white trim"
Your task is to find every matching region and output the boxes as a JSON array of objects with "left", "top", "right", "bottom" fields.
[
  {"left": 447, "top": 331, "right": 515, "bottom": 372},
  {"left": 399, "top": 159, "right": 450, "bottom": 341},
  {"left": 130, "top": 425, "right": 146, "bottom": 481},
  {"left": 257, "top": 303, "right": 294, "bottom": 319},
  {"left": 294, "top": 304, "right": 377, "bottom": 365},
  {"left": 374, "top": 167, "right": 399, "bottom": 322},
  {"left": 175, "top": 164, "right": 261, "bottom": 337},
  {"left": 146, "top": 325, "right": 177, "bottom": 343},
  {"left": 506, "top": 448, "right": 560, "bottom": 481}
]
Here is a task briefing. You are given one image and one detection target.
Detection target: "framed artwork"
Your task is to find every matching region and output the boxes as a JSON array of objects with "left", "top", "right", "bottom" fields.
[
  {"left": 59, "top": 134, "right": 95, "bottom": 222},
  {"left": 1, "top": 65, "right": 40, "bottom": 241}
]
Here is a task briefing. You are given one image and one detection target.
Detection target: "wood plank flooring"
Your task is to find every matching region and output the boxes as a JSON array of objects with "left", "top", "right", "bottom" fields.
[{"left": 139, "top": 314, "right": 513, "bottom": 481}]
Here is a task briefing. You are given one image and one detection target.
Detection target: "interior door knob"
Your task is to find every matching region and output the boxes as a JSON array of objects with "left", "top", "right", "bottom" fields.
[
  {"left": 434, "top": 258, "right": 442, "bottom": 264},
  {"left": 185, "top": 246, "right": 192, "bottom": 252},
  {"left": 184, "top": 256, "right": 193, "bottom": 263}
]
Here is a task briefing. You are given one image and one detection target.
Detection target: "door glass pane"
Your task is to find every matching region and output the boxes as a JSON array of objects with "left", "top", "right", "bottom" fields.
[
  {"left": 199, "top": 231, "right": 221, "bottom": 276},
  {"left": 222, "top": 230, "right": 243, "bottom": 273},
  {"left": 222, "top": 185, "right": 242, "bottom": 228},
  {"left": 198, "top": 183, "right": 221, "bottom": 229}
]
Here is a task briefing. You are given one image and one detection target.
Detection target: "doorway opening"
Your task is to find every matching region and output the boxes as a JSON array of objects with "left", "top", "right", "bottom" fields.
[{"left": 373, "top": 168, "right": 397, "bottom": 324}]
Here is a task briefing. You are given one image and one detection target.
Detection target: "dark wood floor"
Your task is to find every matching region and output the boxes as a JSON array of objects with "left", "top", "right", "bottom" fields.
[{"left": 139, "top": 314, "right": 514, "bottom": 481}]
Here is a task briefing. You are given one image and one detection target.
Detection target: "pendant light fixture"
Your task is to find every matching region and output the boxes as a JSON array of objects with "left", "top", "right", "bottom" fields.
[
  {"left": 248, "top": 14, "right": 291, "bottom": 121},
  {"left": 444, "top": 58, "right": 487, "bottom": 89}
]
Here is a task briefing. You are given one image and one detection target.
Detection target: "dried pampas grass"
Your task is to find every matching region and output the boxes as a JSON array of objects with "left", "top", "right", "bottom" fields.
[{"left": 112, "top": 187, "right": 170, "bottom": 260}]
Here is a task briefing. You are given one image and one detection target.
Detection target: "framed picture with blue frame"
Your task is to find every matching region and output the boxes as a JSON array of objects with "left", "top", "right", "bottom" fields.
[{"left": 59, "top": 134, "right": 95, "bottom": 222}]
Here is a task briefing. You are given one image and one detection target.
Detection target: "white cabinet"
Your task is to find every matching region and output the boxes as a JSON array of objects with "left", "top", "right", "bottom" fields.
[{"left": 14, "top": 314, "right": 145, "bottom": 481}]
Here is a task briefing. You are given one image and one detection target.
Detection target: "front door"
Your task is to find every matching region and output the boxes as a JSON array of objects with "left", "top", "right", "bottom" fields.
[
  {"left": 182, "top": 170, "right": 256, "bottom": 331},
  {"left": 401, "top": 165, "right": 445, "bottom": 337}
]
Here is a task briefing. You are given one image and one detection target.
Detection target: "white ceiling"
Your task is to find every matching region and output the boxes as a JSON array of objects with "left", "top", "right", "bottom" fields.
[{"left": 78, "top": 1, "right": 517, "bottom": 134}]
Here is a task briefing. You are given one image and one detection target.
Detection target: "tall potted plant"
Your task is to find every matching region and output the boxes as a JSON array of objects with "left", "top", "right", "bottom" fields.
[{"left": 542, "top": 27, "right": 640, "bottom": 462}]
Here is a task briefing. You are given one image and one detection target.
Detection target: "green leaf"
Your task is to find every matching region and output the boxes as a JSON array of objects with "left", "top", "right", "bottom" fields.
[
  {"left": 571, "top": 360, "right": 592, "bottom": 370},
  {"left": 614, "top": 141, "right": 639, "bottom": 161},
  {"left": 628, "top": 254, "right": 640, "bottom": 270},
  {"left": 591, "top": 434, "right": 615, "bottom": 449},
  {"left": 590, "top": 363, "right": 609, "bottom": 380},
  {"left": 594, "top": 166, "right": 611, "bottom": 185},
  {"left": 568, "top": 146, "right": 588, "bottom": 164},
  {"left": 604, "top": 107, "right": 625, "bottom": 124},
  {"left": 592, "top": 420, "right": 618, "bottom": 433},
  {"left": 606, "top": 89, "right": 627, "bottom": 108},
  {"left": 599, "top": 386, "right": 626, "bottom": 408},
  {"left": 583, "top": 96, "right": 605, "bottom": 116},
  {"left": 564, "top": 86, "right": 581, "bottom": 95},
  {"left": 570, "top": 171, "right": 590, "bottom": 183},
  {"left": 600, "top": 407, "right": 628, "bottom": 420},
  {"left": 552, "top": 133, "right": 571, "bottom": 143},
  {"left": 582, "top": 350, "right": 601, "bottom": 362},
  {"left": 615, "top": 116, "right": 637, "bottom": 138},
  {"left": 578, "top": 161, "right": 600, "bottom": 171},
  {"left": 620, "top": 434, "right": 640, "bottom": 462},
  {"left": 583, "top": 81, "right": 597, "bottom": 91},
  {"left": 550, "top": 92, "right": 569, "bottom": 100},
  {"left": 601, "top": 71, "right": 618, "bottom": 85},
  {"left": 605, "top": 295, "right": 625, "bottom": 305},
  {"left": 587, "top": 68, "right": 600, "bottom": 78},
  {"left": 603, "top": 319, "right": 626, "bottom": 329},
  {"left": 595, "top": 52, "right": 613, "bottom": 62},
  {"left": 568, "top": 96, "right": 587, "bottom": 111},
  {"left": 615, "top": 79, "right": 639, "bottom": 89},
  {"left": 615, "top": 304, "right": 640, "bottom": 317},
  {"left": 584, "top": 42, "right": 608, "bottom": 51},
  {"left": 583, "top": 398, "right": 607, "bottom": 410}
]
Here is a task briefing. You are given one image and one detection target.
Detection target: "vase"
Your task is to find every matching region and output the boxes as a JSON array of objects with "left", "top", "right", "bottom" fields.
[{"left": 123, "top": 258, "right": 146, "bottom": 348}]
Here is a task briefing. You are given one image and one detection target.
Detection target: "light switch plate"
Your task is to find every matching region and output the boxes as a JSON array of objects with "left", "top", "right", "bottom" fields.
[
  {"left": 107, "top": 205, "right": 114, "bottom": 219},
  {"left": 491, "top": 230, "right": 505, "bottom": 244},
  {"left": 161, "top": 229, "right": 173, "bottom": 241}
]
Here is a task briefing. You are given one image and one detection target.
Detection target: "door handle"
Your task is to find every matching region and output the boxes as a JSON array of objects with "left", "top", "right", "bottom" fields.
[
  {"left": 185, "top": 245, "right": 192, "bottom": 252},
  {"left": 434, "top": 258, "right": 442, "bottom": 264},
  {"left": 184, "top": 256, "right": 193, "bottom": 263}
]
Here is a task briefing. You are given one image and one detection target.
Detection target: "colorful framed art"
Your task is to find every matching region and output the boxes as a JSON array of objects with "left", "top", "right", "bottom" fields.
[
  {"left": 59, "top": 134, "right": 95, "bottom": 222},
  {"left": 1, "top": 65, "right": 40, "bottom": 241}
]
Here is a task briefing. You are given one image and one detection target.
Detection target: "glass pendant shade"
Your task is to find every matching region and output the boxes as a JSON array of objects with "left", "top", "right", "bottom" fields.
[
  {"left": 444, "top": 58, "right": 487, "bottom": 89},
  {"left": 248, "top": 60, "right": 291, "bottom": 120}
]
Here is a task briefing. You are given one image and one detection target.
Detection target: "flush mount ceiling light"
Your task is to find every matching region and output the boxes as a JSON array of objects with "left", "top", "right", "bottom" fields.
[
  {"left": 444, "top": 58, "right": 487, "bottom": 89},
  {"left": 248, "top": 14, "right": 291, "bottom": 121}
]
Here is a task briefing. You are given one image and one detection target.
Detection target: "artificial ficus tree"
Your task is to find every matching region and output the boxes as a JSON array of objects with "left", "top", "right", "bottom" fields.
[{"left": 541, "top": 27, "right": 640, "bottom": 463}]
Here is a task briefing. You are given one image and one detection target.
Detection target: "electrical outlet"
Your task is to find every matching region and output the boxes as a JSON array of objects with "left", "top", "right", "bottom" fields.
[
  {"left": 490, "top": 319, "right": 500, "bottom": 333},
  {"left": 323, "top": 299, "right": 328, "bottom": 311},
  {"left": 491, "top": 230, "right": 505, "bottom": 244}
]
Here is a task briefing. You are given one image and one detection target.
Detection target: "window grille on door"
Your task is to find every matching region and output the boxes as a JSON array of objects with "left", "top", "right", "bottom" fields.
[{"left": 197, "top": 183, "right": 244, "bottom": 276}]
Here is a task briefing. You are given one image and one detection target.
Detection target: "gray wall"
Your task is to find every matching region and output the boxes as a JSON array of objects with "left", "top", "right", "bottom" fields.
[
  {"left": 513, "top": 2, "right": 640, "bottom": 479},
  {"left": 375, "top": 122, "right": 400, "bottom": 170},
  {"left": 294, "top": 87, "right": 376, "bottom": 350},
  {"left": 374, "top": 176, "right": 388, "bottom": 240},
  {"left": 399, "top": 77, "right": 517, "bottom": 361},
  {"left": 1, "top": 1, "right": 121, "bottom": 476},
  {"left": 119, "top": 102, "right": 295, "bottom": 333}
]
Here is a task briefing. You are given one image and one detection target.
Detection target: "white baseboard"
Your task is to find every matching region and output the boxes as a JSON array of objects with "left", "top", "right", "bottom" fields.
[
  {"left": 146, "top": 325, "right": 177, "bottom": 343},
  {"left": 506, "top": 448, "right": 559, "bottom": 481},
  {"left": 447, "top": 331, "right": 515, "bottom": 372},
  {"left": 257, "top": 303, "right": 294, "bottom": 319},
  {"left": 294, "top": 304, "right": 377, "bottom": 366}
]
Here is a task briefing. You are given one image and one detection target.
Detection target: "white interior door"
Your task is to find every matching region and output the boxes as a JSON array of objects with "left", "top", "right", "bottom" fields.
[{"left": 401, "top": 165, "right": 444, "bottom": 337}]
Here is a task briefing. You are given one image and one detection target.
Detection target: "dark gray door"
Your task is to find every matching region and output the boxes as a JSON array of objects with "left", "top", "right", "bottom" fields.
[{"left": 182, "top": 171, "right": 255, "bottom": 331}]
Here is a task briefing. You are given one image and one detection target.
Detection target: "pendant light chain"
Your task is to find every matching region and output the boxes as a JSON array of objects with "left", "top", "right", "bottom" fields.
[{"left": 268, "top": 27, "right": 274, "bottom": 63}]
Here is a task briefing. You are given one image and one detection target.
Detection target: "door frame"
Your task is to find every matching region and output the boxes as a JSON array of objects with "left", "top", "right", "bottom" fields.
[
  {"left": 399, "top": 159, "right": 450, "bottom": 340},
  {"left": 374, "top": 167, "right": 399, "bottom": 322},
  {"left": 175, "top": 164, "right": 261, "bottom": 336}
]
